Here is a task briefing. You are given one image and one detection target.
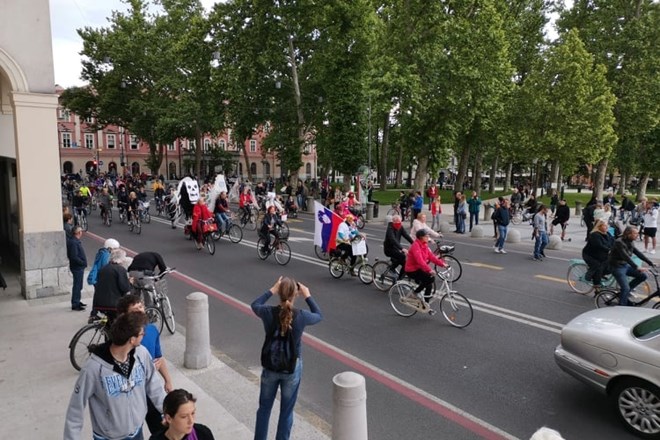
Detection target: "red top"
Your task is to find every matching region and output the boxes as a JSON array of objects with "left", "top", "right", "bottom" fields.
[
  {"left": 239, "top": 193, "right": 251, "bottom": 208},
  {"left": 405, "top": 239, "right": 445, "bottom": 274},
  {"left": 192, "top": 203, "right": 213, "bottom": 233},
  {"left": 427, "top": 187, "right": 438, "bottom": 198},
  {"left": 431, "top": 202, "right": 442, "bottom": 215}
]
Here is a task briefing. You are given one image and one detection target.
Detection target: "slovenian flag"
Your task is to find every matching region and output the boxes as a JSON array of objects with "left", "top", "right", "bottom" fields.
[{"left": 314, "top": 201, "right": 343, "bottom": 253}]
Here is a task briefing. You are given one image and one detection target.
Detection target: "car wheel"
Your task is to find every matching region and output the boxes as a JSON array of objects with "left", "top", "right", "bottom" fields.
[{"left": 611, "top": 378, "right": 660, "bottom": 439}]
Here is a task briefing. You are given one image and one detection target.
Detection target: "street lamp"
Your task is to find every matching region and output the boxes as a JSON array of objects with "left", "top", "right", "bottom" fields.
[{"left": 119, "top": 126, "right": 125, "bottom": 177}]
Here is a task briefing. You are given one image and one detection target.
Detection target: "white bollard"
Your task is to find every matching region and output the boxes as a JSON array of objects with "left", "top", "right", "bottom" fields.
[
  {"left": 332, "top": 372, "right": 368, "bottom": 440},
  {"left": 506, "top": 228, "right": 521, "bottom": 243},
  {"left": 184, "top": 292, "right": 211, "bottom": 369},
  {"left": 547, "top": 234, "right": 563, "bottom": 250},
  {"left": 470, "top": 225, "right": 484, "bottom": 238}
]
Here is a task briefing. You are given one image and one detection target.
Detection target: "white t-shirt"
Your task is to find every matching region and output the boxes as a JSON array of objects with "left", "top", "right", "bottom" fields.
[{"left": 644, "top": 208, "right": 658, "bottom": 228}]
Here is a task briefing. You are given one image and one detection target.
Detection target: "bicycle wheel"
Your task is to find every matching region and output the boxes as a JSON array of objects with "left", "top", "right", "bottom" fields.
[
  {"left": 135, "top": 218, "right": 141, "bottom": 234},
  {"left": 314, "top": 245, "right": 329, "bottom": 261},
  {"left": 69, "top": 323, "right": 108, "bottom": 371},
  {"left": 211, "top": 230, "right": 221, "bottom": 241},
  {"left": 246, "top": 209, "right": 258, "bottom": 231},
  {"left": 81, "top": 214, "right": 88, "bottom": 232},
  {"left": 144, "top": 212, "right": 151, "bottom": 224},
  {"left": 228, "top": 224, "right": 243, "bottom": 243},
  {"left": 373, "top": 261, "right": 396, "bottom": 291},
  {"left": 437, "top": 255, "right": 462, "bottom": 283},
  {"left": 356, "top": 215, "right": 365, "bottom": 229},
  {"left": 388, "top": 282, "right": 418, "bottom": 317},
  {"left": 161, "top": 295, "right": 176, "bottom": 334},
  {"left": 279, "top": 223, "right": 290, "bottom": 240},
  {"left": 567, "top": 263, "right": 594, "bottom": 295},
  {"left": 511, "top": 212, "right": 522, "bottom": 225},
  {"left": 145, "top": 306, "right": 164, "bottom": 335},
  {"left": 329, "top": 258, "right": 345, "bottom": 279},
  {"left": 128, "top": 219, "right": 134, "bottom": 232},
  {"left": 274, "top": 241, "right": 291, "bottom": 265},
  {"left": 440, "top": 292, "right": 474, "bottom": 328},
  {"left": 205, "top": 235, "right": 216, "bottom": 255},
  {"left": 595, "top": 289, "right": 620, "bottom": 308},
  {"left": 257, "top": 238, "right": 269, "bottom": 260},
  {"left": 358, "top": 263, "right": 374, "bottom": 284}
]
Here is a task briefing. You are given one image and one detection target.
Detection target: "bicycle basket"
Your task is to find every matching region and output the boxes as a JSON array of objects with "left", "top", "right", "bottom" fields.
[
  {"left": 155, "top": 279, "right": 168, "bottom": 299},
  {"left": 202, "top": 219, "right": 218, "bottom": 233}
]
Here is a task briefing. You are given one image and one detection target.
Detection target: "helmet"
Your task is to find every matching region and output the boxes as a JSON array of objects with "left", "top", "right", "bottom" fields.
[{"left": 104, "top": 238, "right": 120, "bottom": 249}]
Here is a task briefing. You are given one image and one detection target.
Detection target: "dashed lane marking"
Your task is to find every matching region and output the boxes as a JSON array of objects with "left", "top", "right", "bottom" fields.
[
  {"left": 464, "top": 262, "right": 504, "bottom": 270},
  {"left": 535, "top": 275, "right": 566, "bottom": 284}
]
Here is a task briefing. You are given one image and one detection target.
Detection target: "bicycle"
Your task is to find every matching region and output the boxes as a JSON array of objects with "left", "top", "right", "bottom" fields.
[
  {"left": 139, "top": 200, "right": 151, "bottom": 224},
  {"left": 566, "top": 256, "right": 651, "bottom": 295},
  {"left": 131, "top": 268, "right": 176, "bottom": 334},
  {"left": 240, "top": 204, "right": 259, "bottom": 231},
  {"left": 257, "top": 233, "right": 291, "bottom": 265},
  {"left": 328, "top": 239, "right": 373, "bottom": 284},
  {"left": 75, "top": 207, "right": 88, "bottom": 232},
  {"left": 431, "top": 240, "right": 463, "bottom": 282},
  {"left": 68, "top": 313, "right": 110, "bottom": 371},
  {"left": 595, "top": 267, "right": 660, "bottom": 309},
  {"left": 211, "top": 215, "right": 243, "bottom": 243},
  {"left": 101, "top": 204, "right": 112, "bottom": 227},
  {"left": 195, "top": 219, "right": 216, "bottom": 255},
  {"left": 388, "top": 270, "right": 473, "bottom": 327},
  {"left": 314, "top": 244, "right": 330, "bottom": 261},
  {"left": 386, "top": 203, "right": 409, "bottom": 221},
  {"left": 372, "top": 258, "right": 403, "bottom": 291},
  {"left": 155, "top": 196, "right": 165, "bottom": 217},
  {"left": 128, "top": 211, "right": 142, "bottom": 234}
]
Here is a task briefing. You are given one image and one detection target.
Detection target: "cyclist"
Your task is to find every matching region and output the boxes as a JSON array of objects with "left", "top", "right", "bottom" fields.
[
  {"left": 127, "top": 191, "right": 140, "bottom": 225},
  {"left": 510, "top": 188, "right": 523, "bottom": 213},
  {"left": 582, "top": 219, "right": 614, "bottom": 293},
  {"left": 259, "top": 204, "right": 283, "bottom": 254},
  {"left": 91, "top": 248, "right": 131, "bottom": 323},
  {"left": 116, "top": 185, "right": 129, "bottom": 219},
  {"left": 213, "top": 191, "right": 231, "bottom": 233},
  {"left": 239, "top": 187, "right": 253, "bottom": 225},
  {"left": 97, "top": 187, "right": 112, "bottom": 222},
  {"left": 191, "top": 195, "right": 214, "bottom": 250},
  {"left": 411, "top": 212, "right": 441, "bottom": 240},
  {"left": 128, "top": 251, "right": 168, "bottom": 276},
  {"left": 607, "top": 226, "right": 655, "bottom": 306},
  {"left": 336, "top": 214, "right": 360, "bottom": 272},
  {"left": 384, "top": 214, "right": 414, "bottom": 280},
  {"left": 136, "top": 184, "right": 148, "bottom": 202},
  {"left": 78, "top": 181, "right": 91, "bottom": 201},
  {"left": 404, "top": 229, "right": 447, "bottom": 312}
]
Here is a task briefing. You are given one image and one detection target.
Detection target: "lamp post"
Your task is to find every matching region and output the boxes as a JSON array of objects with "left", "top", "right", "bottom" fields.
[{"left": 119, "top": 126, "right": 125, "bottom": 177}]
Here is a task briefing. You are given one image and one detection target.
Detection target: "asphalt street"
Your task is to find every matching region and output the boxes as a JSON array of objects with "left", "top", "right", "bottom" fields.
[{"left": 78, "top": 205, "right": 649, "bottom": 440}]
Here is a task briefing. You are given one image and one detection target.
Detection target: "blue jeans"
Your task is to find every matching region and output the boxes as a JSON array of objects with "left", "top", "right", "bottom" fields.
[
  {"left": 71, "top": 268, "right": 84, "bottom": 308},
  {"left": 611, "top": 264, "right": 647, "bottom": 306},
  {"left": 255, "top": 359, "right": 303, "bottom": 440},
  {"left": 469, "top": 212, "right": 479, "bottom": 231},
  {"left": 534, "top": 231, "right": 549, "bottom": 258},
  {"left": 495, "top": 225, "right": 508, "bottom": 250},
  {"left": 214, "top": 213, "right": 228, "bottom": 232},
  {"left": 457, "top": 214, "right": 465, "bottom": 233}
]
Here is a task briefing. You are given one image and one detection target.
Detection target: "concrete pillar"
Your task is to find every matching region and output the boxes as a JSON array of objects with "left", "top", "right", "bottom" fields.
[
  {"left": 506, "top": 228, "right": 521, "bottom": 243},
  {"left": 547, "top": 234, "right": 563, "bottom": 250},
  {"left": 184, "top": 292, "right": 211, "bottom": 369},
  {"left": 470, "top": 225, "right": 484, "bottom": 238},
  {"left": 307, "top": 196, "right": 315, "bottom": 214},
  {"left": 332, "top": 372, "right": 368, "bottom": 440},
  {"left": 575, "top": 201, "right": 583, "bottom": 217},
  {"left": 366, "top": 202, "right": 374, "bottom": 220},
  {"left": 483, "top": 204, "right": 492, "bottom": 222}
]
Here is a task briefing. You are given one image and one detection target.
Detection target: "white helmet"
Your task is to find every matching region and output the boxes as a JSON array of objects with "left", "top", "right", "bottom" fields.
[{"left": 104, "top": 238, "right": 120, "bottom": 249}]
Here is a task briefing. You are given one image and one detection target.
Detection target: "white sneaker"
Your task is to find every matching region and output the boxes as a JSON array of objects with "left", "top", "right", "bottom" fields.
[
  {"left": 499, "top": 249, "right": 507, "bottom": 254},
  {"left": 494, "top": 247, "right": 500, "bottom": 254},
  {"left": 652, "top": 249, "right": 656, "bottom": 255},
  {"left": 644, "top": 249, "right": 649, "bottom": 253}
]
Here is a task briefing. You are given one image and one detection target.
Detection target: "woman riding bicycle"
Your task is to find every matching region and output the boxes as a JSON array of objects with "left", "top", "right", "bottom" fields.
[
  {"left": 404, "top": 229, "right": 447, "bottom": 307},
  {"left": 335, "top": 214, "right": 360, "bottom": 270},
  {"left": 260, "top": 205, "right": 283, "bottom": 253},
  {"left": 582, "top": 219, "right": 614, "bottom": 292},
  {"left": 192, "top": 196, "right": 214, "bottom": 250}
]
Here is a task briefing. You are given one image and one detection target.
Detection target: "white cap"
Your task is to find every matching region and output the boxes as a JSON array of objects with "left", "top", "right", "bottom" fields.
[{"left": 104, "top": 238, "right": 120, "bottom": 249}]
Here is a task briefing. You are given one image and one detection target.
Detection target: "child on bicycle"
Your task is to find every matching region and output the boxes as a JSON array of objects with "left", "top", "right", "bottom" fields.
[{"left": 405, "top": 229, "right": 447, "bottom": 313}]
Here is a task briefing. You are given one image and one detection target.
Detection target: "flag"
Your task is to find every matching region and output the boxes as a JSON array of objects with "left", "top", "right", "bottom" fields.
[{"left": 314, "top": 201, "right": 343, "bottom": 253}]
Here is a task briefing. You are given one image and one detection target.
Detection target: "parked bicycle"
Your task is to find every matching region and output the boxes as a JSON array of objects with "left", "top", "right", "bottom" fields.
[
  {"left": 388, "top": 270, "right": 473, "bottom": 327},
  {"left": 257, "top": 233, "right": 291, "bottom": 265},
  {"left": 130, "top": 267, "right": 176, "bottom": 334},
  {"left": 566, "top": 256, "right": 651, "bottom": 295},
  {"left": 595, "top": 267, "right": 660, "bottom": 309}
]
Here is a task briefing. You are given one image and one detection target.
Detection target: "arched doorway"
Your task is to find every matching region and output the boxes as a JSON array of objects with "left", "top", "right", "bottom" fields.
[
  {"left": 250, "top": 162, "right": 257, "bottom": 175},
  {"left": 108, "top": 162, "right": 117, "bottom": 175},
  {"left": 85, "top": 160, "right": 96, "bottom": 175},
  {"left": 169, "top": 162, "right": 176, "bottom": 180},
  {"left": 63, "top": 161, "right": 73, "bottom": 174},
  {"left": 305, "top": 163, "right": 311, "bottom": 177},
  {"left": 131, "top": 162, "right": 140, "bottom": 176}
]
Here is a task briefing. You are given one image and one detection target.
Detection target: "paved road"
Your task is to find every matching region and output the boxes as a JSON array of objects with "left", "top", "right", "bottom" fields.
[{"left": 79, "top": 206, "right": 650, "bottom": 440}]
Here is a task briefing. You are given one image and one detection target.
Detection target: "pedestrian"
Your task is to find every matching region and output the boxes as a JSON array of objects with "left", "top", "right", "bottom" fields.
[
  {"left": 118, "top": 295, "right": 173, "bottom": 435},
  {"left": 66, "top": 226, "right": 87, "bottom": 311},
  {"left": 150, "top": 389, "right": 215, "bottom": 440},
  {"left": 467, "top": 191, "right": 481, "bottom": 232},
  {"left": 430, "top": 197, "right": 442, "bottom": 232},
  {"left": 532, "top": 205, "right": 549, "bottom": 261},
  {"left": 607, "top": 226, "right": 655, "bottom": 306},
  {"left": 643, "top": 200, "right": 658, "bottom": 254},
  {"left": 549, "top": 190, "right": 559, "bottom": 215},
  {"left": 550, "top": 199, "right": 570, "bottom": 241},
  {"left": 411, "top": 191, "right": 423, "bottom": 227},
  {"left": 426, "top": 183, "right": 438, "bottom": 211},
  {"left": 64, "top": 211, "right": 74, "bottom": 239},
  {"left": 492, "top": 199, "right": 510, "bottom": 254},
  {"left": 456, "top": 194, "right": 467, "bottom": 234},
  {"left": 87, "top": 238, "right": 121, "bottom": 287},
  {"left": 64, "top": 312, "right": 166, "bottom": 440},
  {"left": 91, "top": 248, "right": 132, "bottom": 322},
  {"left": 452, "top": 191, "right": 462, "bottom": 232},
  {"left": 251, "top": 276, "right": 323, "bottom": 440}
]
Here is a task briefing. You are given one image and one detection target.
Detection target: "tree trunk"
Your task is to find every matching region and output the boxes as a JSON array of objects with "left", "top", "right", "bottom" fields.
[
  {"left": 638, "top": 172, "right": 650, "bottom": 200},
  {"left": 242, "top": 142, "right": 252, "bottom": 182},
  {"left": 550, "top": 159, "right": 560, "bottom": 192},
  {"left": 504, "top": 162, "right": 512, "bottom": 193},
  {"left": 619, "top": 171, "right": 627, "bottom": 195},
  {"left": 406, "top": 163, "right": 413, "bottom": 188},
  {"left": 471, "top": 149, "right": 483, "bottom": 193},
  {"left": 415, "top": 154, "right": 429, "bottom": 193},
  {"left": 395, "top": 145, "right": 403, "bottom": 187},
  {"left": 194, "top": 125, "right": 203, "bottom": 178},
  {"left": 455, "top": 143, "right": 471, "bottom": 192},
  {"left": 379, "top": 113, "right": 390, "bottom": 190},
  {"left": 488, "top": 153, "right": 498, "bottom": 193},
  {"left": 592, "top": 158, "right": 608, "bottom": 201}
]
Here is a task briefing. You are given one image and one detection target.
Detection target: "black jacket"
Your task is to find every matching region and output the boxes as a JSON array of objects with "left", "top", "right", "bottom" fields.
[
  {"left": 554, "top": 205, "right": 570, "bottom": 223},
  {"left": 608, "top": 238, "right": 653, "bottom": 268},
  {"left": 582, "top": 232, "right": 614, "bottom": 262},
  {"left": 492, "top": 206, "right": 510, "bottom": 226},
  {"left": 383, "top": 223, "right": 413, "bottom": 256},
  {"left": 128, "top": 252, "right": 167, "bottom": 274},
  {"left": 93, "top": 263, "right": 131, "bottom": 309},
  {"left": 66, "top": 236, "right": 87, "bottom": 270}
]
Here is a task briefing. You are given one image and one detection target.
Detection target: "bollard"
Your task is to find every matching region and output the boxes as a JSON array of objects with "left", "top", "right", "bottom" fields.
[
  {"left": 332, "top": 372, "right": 368, "bottom": 440},
  {"left": 366, "top": 202, "right": 374, "bottom": 221},
  {"left": 184, "top": 292, "right": 211, "bottom": 369},
  {"left": 483, "top": 204, "right": 493, "bottom": 222},
  {"left": 575, "top": 201, "right": 583, "bottom": 217},
  {"left": 307, "top": 196, "right": 315, "bottom": 214}
]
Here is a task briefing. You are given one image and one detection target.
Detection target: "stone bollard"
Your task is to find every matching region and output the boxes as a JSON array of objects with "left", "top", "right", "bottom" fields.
[
  {"left": 483, "top": 205, "right": 492, "bottom": 222},
  {"left": 184, "top": 292, "right": 211, "bottom": 369},
  {"left": 332, "top": 372, "right": 368, "bottom": 440},
  {"left": 307, "top": 196, "right": 315, "bottom": 214},
  {"left": 547, "top": 234, "right": 563, "bottom": 250},
  {"left": 366, "top": 202, "right": 374, "bottom": 221},
  {"left": 506, "top": 228, "right": 521, "bottom": 243},
  {"left": 439, "top": 222, "right": 452, "bottom": 234},
  {"left": 575, "top": 201, "right": 583, "bottom": 217},
  {"left": 471, "top": 225, "right": 484, "bottom": 238}
]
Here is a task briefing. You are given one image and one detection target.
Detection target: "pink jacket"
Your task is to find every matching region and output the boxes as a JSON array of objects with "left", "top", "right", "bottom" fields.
[{"left": 405, "top": 239, "right": 445, "bottom": 274}]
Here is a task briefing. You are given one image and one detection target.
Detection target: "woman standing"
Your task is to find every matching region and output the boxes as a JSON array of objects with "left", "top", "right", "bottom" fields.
[
  {"left": 149, "top": 389, "right": 215, "bottom": 440},
  {"left": 430, "top": 197, "right": 442, "bottom": 232},
  {"left": 456, "top": 194, "right": 467, "bottom": 234},
  {"left": 251, "top": 277, "right": 323, "bottom": 440}
]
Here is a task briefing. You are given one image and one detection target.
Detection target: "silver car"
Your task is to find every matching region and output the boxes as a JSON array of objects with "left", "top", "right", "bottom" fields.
[{"left": 555, "top": 307, "right": 660, "bottom": 439}]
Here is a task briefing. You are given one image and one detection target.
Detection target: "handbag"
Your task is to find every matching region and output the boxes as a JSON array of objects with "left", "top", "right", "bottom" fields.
[{"left": 202, "top": 220, "right": 218, "bottom": 233}]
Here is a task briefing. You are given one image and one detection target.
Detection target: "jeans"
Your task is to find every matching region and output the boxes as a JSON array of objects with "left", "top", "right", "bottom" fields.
[
  {"left": 611, "top": 264, "right": 647, "bottom": 306},
  {"left": 215, "top": 213, "right": 228, "bottom": 232},
  {"left": 457, "top": 214, "right": 465, "bottom": 233},
  {"left": 495, "top": 225, "right": 508, "bottom": 250},
  {"left": 469, "top": 212, "right": 479, "bottom": 231},
  {"left": 255, "top": 359, "right": 303, "bottom": 440},
  {"left": 534, "top": 231, "right": 549, "bottom": 258},
  {"left": 71, "top": 268, "right": 84, "bottom": 308}
]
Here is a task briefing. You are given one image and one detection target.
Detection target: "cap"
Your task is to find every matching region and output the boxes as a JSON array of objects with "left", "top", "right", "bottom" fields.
[
  {"left": 104, "top": 238, "right": 120, "bottom": 249},
  {"left": 416, "top": 229, "right": 429, "bottom": 238}
]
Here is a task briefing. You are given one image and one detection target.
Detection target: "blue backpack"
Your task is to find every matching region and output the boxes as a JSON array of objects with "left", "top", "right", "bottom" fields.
[
  {"left": 260, "top": 307, "right": 298, "bottom": 374},
  {"left": 86, "top": 248, "right": 110, "bottom": 286}
]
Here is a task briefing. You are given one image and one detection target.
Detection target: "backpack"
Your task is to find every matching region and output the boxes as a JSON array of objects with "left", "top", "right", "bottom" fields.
[
  {"left": 86, "top": 248, "right": 110, "bottom": 286},
  {"left": 260, "top": 307, "right": 298, "bottom": 374}
]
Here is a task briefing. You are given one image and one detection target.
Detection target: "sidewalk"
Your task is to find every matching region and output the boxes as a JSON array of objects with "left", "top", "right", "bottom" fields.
[{"left": 0, "top": 266, "right": 330, "bottom": 440}]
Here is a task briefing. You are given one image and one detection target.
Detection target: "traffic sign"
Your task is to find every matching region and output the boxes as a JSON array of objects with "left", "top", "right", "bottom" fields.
[{"left": 99, "top": 160, "right": 104, "bottom": 165}]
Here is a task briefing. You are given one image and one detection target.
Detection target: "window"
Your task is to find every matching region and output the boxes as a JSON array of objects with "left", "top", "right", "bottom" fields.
[
  {"left": 250, "top": 140, "right": 257, "bottom": 153},
  {"left": 107, "top": 134, "right": 116, "bottom": 149},
  {"left": 58, "top": 108, "right": 70, "bottom": 121},
  {"left": 130, "top": 136, "right": 139, "bottom": 150},
  {"left": 306, "top": 163, "right": 311, "bottom": 175},
  {"left": 204, "top": 139, "right": 211, "bottom": 152},
  {"left": 85, "top": 133, "right": 95, "bottom": 149},
  {"left": 250, "top": 162, "right": 257, "bottom": 175},
  {"left": 62, "top": 132, "right": 72, "bottom": 148},
  {"left": 167, "top": 143, "right": 175, "bottom": 151},
  {"left": 85, "top": 116, "right": 94, "bottom": 124},
  {"left": 219, "top": 139, "right": 226, "bottom": 150},
  {"left": 189, "top": 139, "right": 196, "bottom": 150}
]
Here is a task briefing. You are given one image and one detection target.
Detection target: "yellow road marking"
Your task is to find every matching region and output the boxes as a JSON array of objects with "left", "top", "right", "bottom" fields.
[
  {"left": 464, "top": 262, "right": 504, "bottom": 270},
  {"left": 535, "top": 275, "right": 565, "bottom": 283}
]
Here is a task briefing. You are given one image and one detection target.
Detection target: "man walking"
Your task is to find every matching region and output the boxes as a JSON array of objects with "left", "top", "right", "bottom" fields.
[
  {"left": 492, "top": 199, "right": 510, "bottom": 254},
  {"left": 66, "top": 226, "right": 87, "bottom": 311},
  {"left": 533, "top": 205, "right": 549, "bottom": 261}
]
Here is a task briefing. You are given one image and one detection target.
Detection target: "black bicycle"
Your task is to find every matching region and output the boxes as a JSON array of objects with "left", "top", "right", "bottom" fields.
[
  {"left": 257, "top": 233, "right": 291, "bottom": 265},
  {"left": 595, "top": 267, "right": 660, "bottom": 309}
]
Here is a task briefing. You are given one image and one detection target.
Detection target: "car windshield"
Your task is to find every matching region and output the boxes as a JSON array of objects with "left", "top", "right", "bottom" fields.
[{"left": 633, "top": 315, "right": 660, "bottom": 340}]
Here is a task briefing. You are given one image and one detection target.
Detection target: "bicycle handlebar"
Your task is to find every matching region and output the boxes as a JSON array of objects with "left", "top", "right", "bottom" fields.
[{"left": 134, "top": 267, "right": 176, "bottom": 282}]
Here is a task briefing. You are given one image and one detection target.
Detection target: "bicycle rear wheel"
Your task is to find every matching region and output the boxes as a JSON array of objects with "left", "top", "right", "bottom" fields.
[
  {"left": 161, "top": 296, "right": 176, "bottom": 334},
  {"left": 329, "top": 258, "right": 345, "bottom": 279},
  {"left": 314, "top": 245, "right": 329, "bottom": 261},
  {"left": 205, "top": 235, "right": 216, "bottom": 255},
  {"left": 439, "top": 292, "right": 473, "bottom": 328},
  {"left": 81, "top": 214, "right": 88, "bottom": 232},
  {"left": 388, "top": 282, "right": 418, "bottom": 317},
  {"left": 135, "top": 217, "right": 141, "bottom": 234},
  {"left": 145, "top": 306, "right": 164, "bottom": 335},
  {"left": 372, "top": 261, "right": 396, "bottom": 291},
  {"left": 257, "top": 238, "right": 269, "bottom": 260},
  {"left": 595, "top": 289, "right": 620, "bottom": 308},
  {"left": 358, "top": 263, "right": 374, "bottom": 284},
  {"left": 274, "top": 241, "right": 291, "bottom": 265},
  {"left": 438, "top": 255, "right": 462, "bottom": 283},
  {"left": 228, "top": 224, "right": 243, "bottom": 243},
  {"left": 69, "top": 323, "right": 108, "bottom": 371},
  {"left": 567, "top": 263, "right": 594, "bottom": 295}
]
